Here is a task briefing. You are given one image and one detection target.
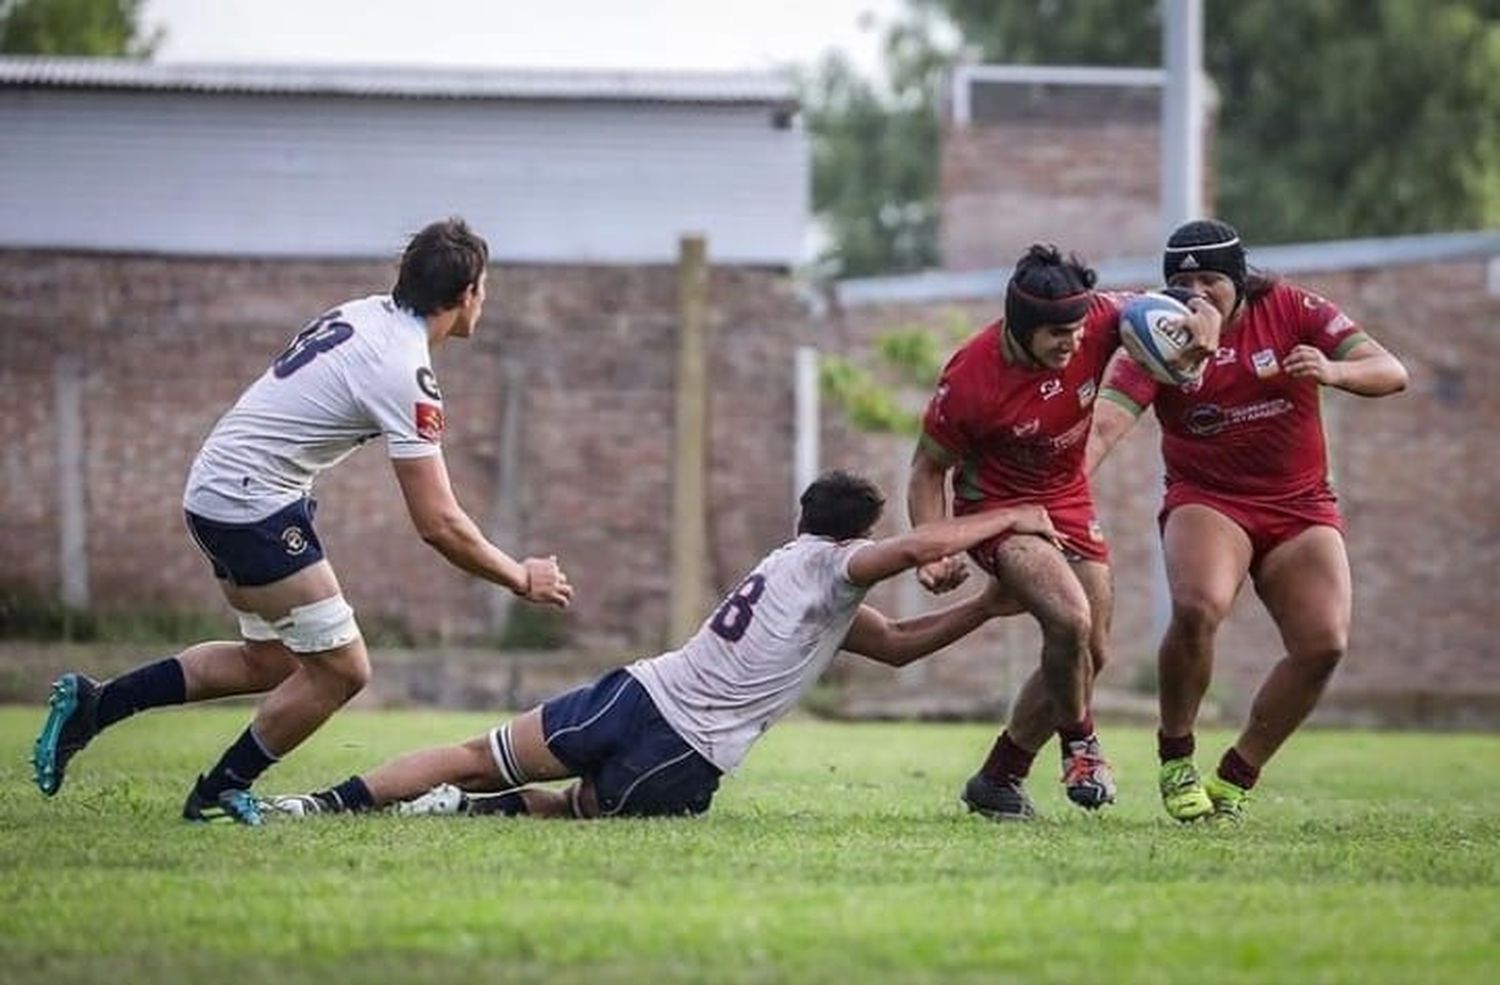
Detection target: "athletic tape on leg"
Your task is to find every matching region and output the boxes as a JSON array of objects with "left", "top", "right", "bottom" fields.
[
  {"left": 233, "top": 609, "right": 280, "bottom": 643},
  {"left": 273, "top": 595, "right": 360, "bottom": 654},
  {"left": 486, "top": 722, "right": 529, "bottom": 789}
]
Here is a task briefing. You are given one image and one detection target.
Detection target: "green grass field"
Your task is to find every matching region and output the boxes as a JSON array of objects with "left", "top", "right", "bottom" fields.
[{"left": 2, "top": 707, "right": 1497, "bottom": 984}]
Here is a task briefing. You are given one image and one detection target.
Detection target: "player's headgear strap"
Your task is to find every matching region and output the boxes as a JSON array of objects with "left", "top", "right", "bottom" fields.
[
  {"left": 1163, "top": 219, "right": 1246, "bottom": 305},
  {"left": 1004, "top": 282, "right": 1091, "bottom": 345}
]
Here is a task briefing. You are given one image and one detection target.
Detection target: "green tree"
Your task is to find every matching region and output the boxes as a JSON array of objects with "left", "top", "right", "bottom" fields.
[
  {"left": 1, "top": 0, "right": 160, "bottom": 57},
  {"left": 800, "top": 7, "right": 953, "bottom": 278},
  {"left": 918, "top": 0, "right": 1160, "bottom": 65},
  {"left": 1208, "top": 1, "right": 1500, "bottom": 241},
  {"left": 805, "top": 0, "right": 1500, "bottom": 270}
]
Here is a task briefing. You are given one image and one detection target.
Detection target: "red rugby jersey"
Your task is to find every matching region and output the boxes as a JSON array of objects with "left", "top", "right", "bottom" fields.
[
  {"left": 920, "top": 293, "right": 1127, "bottom": 508},
  {"left": 1101, "top": 282, "right": 1369, "bottom": 499}
]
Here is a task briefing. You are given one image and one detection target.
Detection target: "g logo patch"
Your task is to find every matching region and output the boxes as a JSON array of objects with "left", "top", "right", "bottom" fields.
[
  {"left": 281, "top": 526, "right": 308, "bottom": 556},
  {"left": 416, "top": 367, "right": 442, "bottom": 400}
]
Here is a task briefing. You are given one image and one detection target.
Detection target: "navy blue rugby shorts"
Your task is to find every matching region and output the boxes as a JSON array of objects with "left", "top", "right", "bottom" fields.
[
  {"left": 184, "top": 497, "right": 325, "bottom": 588},
  {"left": 540, "top": 668, "right": 722, "bottom": 817}
]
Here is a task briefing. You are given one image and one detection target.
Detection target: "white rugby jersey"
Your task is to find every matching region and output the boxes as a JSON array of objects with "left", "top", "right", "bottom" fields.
[
  {"left": 628, "top": 534, "right": 873, "bottom": 773},
  {"left": 184, "top": 295, "right": 443, "bottom": 522}
]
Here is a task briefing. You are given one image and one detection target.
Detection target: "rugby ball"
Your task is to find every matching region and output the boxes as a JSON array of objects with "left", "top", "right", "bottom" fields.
[{"left": 1119, "top": 291, "right": 1203, "bottom": 385}]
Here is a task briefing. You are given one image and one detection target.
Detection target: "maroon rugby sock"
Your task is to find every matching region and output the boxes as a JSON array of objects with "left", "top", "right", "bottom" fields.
[
  {"left": 980, "top": 731, "right": 1036, "bottom": 784},
  {"left": 1158, "top": 731, "right": 1196, "bottom": 762},
  {"left": 1217, "top": 747, "right": 1261, "bottom": 790},
  {"left": 1057, "top": 710, "right": 1096, "bottom": 747}
]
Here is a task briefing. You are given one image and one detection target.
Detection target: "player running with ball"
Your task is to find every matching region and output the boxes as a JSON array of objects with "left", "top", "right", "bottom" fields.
[
  {"left": 909, "top": 244, "right": 1220, "bottom": 820},
  {"left": 1088, "top": 219, "right": 1408, "bottom": 823}
]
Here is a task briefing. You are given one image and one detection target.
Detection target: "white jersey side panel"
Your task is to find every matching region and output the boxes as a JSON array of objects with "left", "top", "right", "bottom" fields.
[
  {"left": 183, "top": 295, "right": 443, "bottom": 522},
  {"left": 628, "top": 535, "right": 871, "bottom": 772}
]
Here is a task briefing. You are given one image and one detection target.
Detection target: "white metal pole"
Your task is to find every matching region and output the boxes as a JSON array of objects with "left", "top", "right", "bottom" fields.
[
  {"left": 1161, "top": 0, "right": 1205, "bottom": 231},
  {"left": 1153, "top": 0, "right": 1206, "bottom": 635}
]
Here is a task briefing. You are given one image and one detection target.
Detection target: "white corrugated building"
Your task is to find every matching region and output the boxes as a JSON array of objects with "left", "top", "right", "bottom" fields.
[{"left": 0, "top": 57, "right": 807, "bottom": 265}]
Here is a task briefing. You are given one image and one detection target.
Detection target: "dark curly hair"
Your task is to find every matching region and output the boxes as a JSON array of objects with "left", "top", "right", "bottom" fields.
[{"left": 797, "top": 471, "right": 885, "bottom": 541}]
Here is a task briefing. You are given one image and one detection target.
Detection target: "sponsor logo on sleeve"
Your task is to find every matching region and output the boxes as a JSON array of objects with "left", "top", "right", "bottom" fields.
[
  {"left": 415, "top": 402, "right": 445, "bottom": 442},
  {"left": 1077, "top": 380, "right": 1097, "bottom": 407},
  {"left": 1251, "top": 348, "right": 1280, "bottom": 378},
  {"left": 416, "top": 366, "right": 442, "bottom": 400}
]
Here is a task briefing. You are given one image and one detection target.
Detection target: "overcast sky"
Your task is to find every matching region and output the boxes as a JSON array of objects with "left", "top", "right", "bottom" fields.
[{"left": 143, "top": 0, "right": 906, "bottom": 77}]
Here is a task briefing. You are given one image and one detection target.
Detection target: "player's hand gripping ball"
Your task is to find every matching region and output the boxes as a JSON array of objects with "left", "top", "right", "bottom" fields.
[{"left": 1119, "top": 289, "right": 1205, "bottom": 385}]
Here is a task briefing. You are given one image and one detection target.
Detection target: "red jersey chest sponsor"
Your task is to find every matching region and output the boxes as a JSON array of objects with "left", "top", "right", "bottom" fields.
[
  {"left": 1150, "top": 286, "right": 1346, "bottom": 498},
  {"left": 1160, "top": 311, "right": 1311, "bottom": 438}
]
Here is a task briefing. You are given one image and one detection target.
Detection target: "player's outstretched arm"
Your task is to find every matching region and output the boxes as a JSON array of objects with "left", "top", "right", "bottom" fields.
[
  {"left": 392, "top": 455, "right": 573, "bottom": 607},
  {"left": 846, "top": 504, "right": 1058, "bottom": 589},
  {"left": 842, "top": 581, "right": 1025, "bottom": 667}
]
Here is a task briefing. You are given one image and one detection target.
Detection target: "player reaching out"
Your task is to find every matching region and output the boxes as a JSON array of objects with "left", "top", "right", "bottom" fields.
[
  {"left": 32, "top": 217, "right": 572, "bottom": 825},
  {"left": 269, "top": 471, "right": 1050, "bottom": 821}
]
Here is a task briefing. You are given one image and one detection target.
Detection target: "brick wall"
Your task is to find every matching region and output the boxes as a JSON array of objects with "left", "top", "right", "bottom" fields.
[
  {"left": 0, "top": 253, "right": 808, "bottom": 652},
  {"left": 3, "top": 250, "right": 1496, "bottom": 725},
  {"left": 822, "top": 258, "right": 1500, "bottom": 723},
  {"left": 942, "top": 122, "right": 1161, "bottom": 270},
  {"left": 940, "top": 83, "right": 1216, "bottom": 270}
]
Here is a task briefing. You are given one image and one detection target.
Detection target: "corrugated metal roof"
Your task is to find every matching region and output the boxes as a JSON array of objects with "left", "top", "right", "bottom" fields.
[
  {"left": 837, "top": 231, "right": 1500, "bottom": 307},
  {"left": 0, "top": 56, "right": 797, "bottom": 106}
]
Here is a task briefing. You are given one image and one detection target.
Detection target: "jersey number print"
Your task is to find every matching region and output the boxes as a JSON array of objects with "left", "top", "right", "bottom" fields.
[
  {"left": 273, "top": 310, "right": 355, "bottom": 378},
  {"left": 709, "top": 574, "right": 767, "bottom": 642}
]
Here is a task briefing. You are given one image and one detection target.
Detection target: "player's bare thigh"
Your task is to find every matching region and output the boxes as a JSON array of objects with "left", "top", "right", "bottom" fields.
[
  {"left": 987, "top": 535, "right": 1091, "bottom": 627},
  {"left": 1162, "top": 504, "right": 1253, "bottom": 622},
  {"left": 463, "top": 708, "right": 595, "bottom": 816},
  {"left": 1252, "top": 525, "right": 1351, "bottom": 657},
  {"left": 220, "top": 559, "right": 344, "bottom": 622},
  {"left": 499, "top": 707, "right": 573, "bottom": 781}
]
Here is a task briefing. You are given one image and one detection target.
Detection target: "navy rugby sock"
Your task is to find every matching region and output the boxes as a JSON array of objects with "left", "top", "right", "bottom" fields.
[
  {"left": 196, "top": 726, "right": 278, "bottom": 800},
  {"left": 96, "top": 657, "right": 186, "bottom": 730},
  {"left": 315, "top": 775, "right": 376, "bottom": 813}
]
